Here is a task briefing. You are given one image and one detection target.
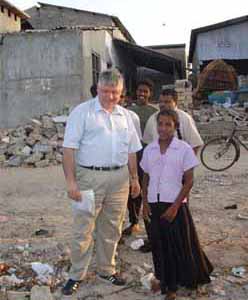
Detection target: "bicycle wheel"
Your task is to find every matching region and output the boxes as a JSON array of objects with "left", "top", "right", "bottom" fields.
[{"left": 200, "top": 137, "right": 239, "bottom": 171}]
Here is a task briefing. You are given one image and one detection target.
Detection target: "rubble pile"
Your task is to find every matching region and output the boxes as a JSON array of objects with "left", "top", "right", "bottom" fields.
[
  {"left": 0, "top": 114, "right": 68, "bottom": 168},
  {"left": 193, "top": 105, "right": 248, "bottom": 141},
  {"left": 175, "top": 79, "right": 193, "bottom": 108}
]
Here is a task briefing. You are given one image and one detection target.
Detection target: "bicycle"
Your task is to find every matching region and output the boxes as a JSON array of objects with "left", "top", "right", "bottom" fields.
[{"left": 200, "top": 114, "right": 248, "bottom": 172}]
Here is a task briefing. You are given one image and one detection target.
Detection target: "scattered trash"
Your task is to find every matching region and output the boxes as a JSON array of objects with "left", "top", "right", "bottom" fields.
[
  {"left": 143, "top": 263, "right": 152, "bottom": 271},
  {"left": 35, "top": 229, "right": 49, "bottom": 236},
  {"left": 52, "top": 115, "right": 68, "bottom": 123},
  {"left": 131, "top": 265, "right": 146, "bottom": 276},
  {"left": 237, "top": 214, "right": 248, "bottom": 220},
  {"left": 140, "top": 273, "right": 155, "bottom": 290},
  {"left": 231, "top": 266, "right": 246, "bottom": 278},
  {"left": 225, "top": 275, "right": 247, "bottom": 284},
  {"left": 30, "top": 285, "right": 54, "bottom": 300},
  {"left": 31, "top": 262, "right": 54, "bottom": 285},
  {"left": 224, "top": 204, "right": 237, "bottom": 209},
  {"left": 0, "top": 274, "right": 24, "bottom": 287},
  {"left": 0, "top": 215, "right": 9, "bottom": 223},
  {"left": 130, "top": 239, "right": 144, "bottom": 250},
  {"left": 0, "top": 263, "right": 10, "bottom": 275},
  {"left": 212, "top": 285, "right": 226, "bottom": 296}
]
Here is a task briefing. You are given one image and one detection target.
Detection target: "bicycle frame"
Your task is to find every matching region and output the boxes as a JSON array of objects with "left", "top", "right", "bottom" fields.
[
  {"left": 233, "top": 134, "right": 248, "bottom": 151},
  {"left": 227, "top": 127, "right": 248, "bottom": 162}
]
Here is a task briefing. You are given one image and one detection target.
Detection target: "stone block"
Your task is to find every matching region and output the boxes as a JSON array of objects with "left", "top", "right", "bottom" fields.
[{"left": 31, "top": 286, "right": 54, "bottom": 300}]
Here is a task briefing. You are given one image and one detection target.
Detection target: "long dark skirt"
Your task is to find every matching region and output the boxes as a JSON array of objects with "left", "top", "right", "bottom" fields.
[{"left": 149, "top": 202, "right": 213, "bottom": 294}]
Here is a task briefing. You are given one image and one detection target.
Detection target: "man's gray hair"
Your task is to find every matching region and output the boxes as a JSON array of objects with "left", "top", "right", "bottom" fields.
[{"left": 98, "top": 68, "right": 124, "bottom": 86}]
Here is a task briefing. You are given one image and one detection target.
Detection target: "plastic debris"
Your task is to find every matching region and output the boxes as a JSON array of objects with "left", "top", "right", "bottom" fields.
[
  {"left": 31, "top": 262, "right": 54, "bottom": 285},
  {"left": 0, "top": 274, "right": 24, "bottom": 286},
  {"left": 0, "top": 263, "right": 10, "bottom": 275},
  {"left": 224, "top": 204, "right": 237, "bottom": 209},
  {"left": 237, "top": 214, "right": 248, "bottom": 220},
  {"left": 231, "top": 266, "right": 246, "bottom": 278},
  {"left": 140, "top": 273, "right": 155, "bottom": 290},
  {"left": 130, "top": 239, "right": 144, "bottom": 250},
  {"left": 212, "top": 285, "right": 226, "bottom": 296},
  {"left": 0, "top": 215, "right": 9, "bottom": 223},
  {"left": 132, "top": 265, "right": 146, "bottom": 276},
  {"left": 35, "top": 229, "right": 49, "bottom": 236}
]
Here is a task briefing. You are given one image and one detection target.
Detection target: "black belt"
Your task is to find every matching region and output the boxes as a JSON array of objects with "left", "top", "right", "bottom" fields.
[{"left": 80, "top": 165, "right": 125, "bottom": 171}]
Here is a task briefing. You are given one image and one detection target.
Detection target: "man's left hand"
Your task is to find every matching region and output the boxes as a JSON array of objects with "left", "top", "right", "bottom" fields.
[{"left": 130, "top": 179, "right": 140, "bottom": 198}]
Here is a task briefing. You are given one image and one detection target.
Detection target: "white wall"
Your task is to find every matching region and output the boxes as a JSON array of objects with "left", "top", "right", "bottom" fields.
[
  {"left": 195, "top": 22, "right": 248, "bottom": 62},
  {"left": 0, "top": 7, "right": 21, "bottom": 33}
]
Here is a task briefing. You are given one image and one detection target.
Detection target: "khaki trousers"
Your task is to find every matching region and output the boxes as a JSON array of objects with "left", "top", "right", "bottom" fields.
[{"left": 69, "top": 166, "right": 129, "bottom": 281}]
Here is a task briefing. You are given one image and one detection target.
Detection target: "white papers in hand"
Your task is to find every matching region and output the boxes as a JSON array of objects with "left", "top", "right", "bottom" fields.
[{"left": 72, "top": 190, "right": 95, "bottom": 215}]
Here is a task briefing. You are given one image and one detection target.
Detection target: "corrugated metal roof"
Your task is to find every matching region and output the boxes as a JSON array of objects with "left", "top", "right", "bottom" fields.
[
  {"left": 0, "top": 0, "right": 30, "bottom": 19},
  {"left": 114, "top": 39, "right": 183, "bottom": 76},
  {"left": 147, "top": 44, "right": 186, "bottom": 49},
  {"left": 189, "top": 15, "right": 248, "bottom": 63}
]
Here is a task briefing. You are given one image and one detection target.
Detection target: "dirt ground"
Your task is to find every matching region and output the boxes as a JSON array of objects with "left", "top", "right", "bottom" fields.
[{"left": 0, "top": 147, "right": 248, "bottom": 300}]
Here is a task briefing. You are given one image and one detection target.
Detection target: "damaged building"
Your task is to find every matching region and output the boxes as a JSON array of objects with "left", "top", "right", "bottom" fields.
[{"left": 0, "top": 2, "right": 183, "bottom": 127}]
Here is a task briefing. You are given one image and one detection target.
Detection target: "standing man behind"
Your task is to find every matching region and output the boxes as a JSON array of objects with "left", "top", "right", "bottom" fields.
[
  {"left": 143, "top": 88, "right": 203, "bottom": 154},
  {"left": 122, "top": 80, "right": 158, "bottom": 236},
  {"left": 62, "top": 68, "right": 142, "bottom": 296}
]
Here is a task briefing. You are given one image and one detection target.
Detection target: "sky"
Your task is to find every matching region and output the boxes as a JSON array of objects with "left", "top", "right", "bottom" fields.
[{"left": 11, "top": 0, "right": 247, "bottom": 48}]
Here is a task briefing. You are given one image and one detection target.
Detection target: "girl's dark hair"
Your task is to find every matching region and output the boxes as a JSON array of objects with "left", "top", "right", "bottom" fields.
[{"left": 156, "top": 109, "right": 179, "bottom": 129}]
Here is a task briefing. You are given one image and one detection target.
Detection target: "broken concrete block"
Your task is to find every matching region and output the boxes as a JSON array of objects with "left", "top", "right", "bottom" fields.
[
  {"left": 0, "top": 145, "right": 7, "bottom": 155},
  {"left": 26, "top": 133, "right": 42, "bottom": 146},
  {"left": 31, "top": 119, "right": 42, "bottom": 127},
  {"left": 25, "top": 153, "right": 43, "bottom": 164},
  {"left": 41, "top": 116, "right": 54, "bottom": 129},
  {"left": 22, "top": 146, "right": 32, "bottom": 156},
  {"left": 0, "top": 155, "right": 6, "bottom": 163},
  {"left": 33, "top": 144, "right": 53, "bottom": 154},
  {"left": 7, "top": 156, "right": 23, "bottom": 167},
  {"left": 55, "top": 124, "right": 65, "bottom": 139},
  {"left": 7, "top": 291, "right": 30, "bottom": 300},
  {"left": 0, "top": 290, "right": 7, "bottom": 300},
  {"left": 52, "top": 115, "right": 68, "bottom": 123},
  {"left": 35, "top": 159, "right": 50, "bottom": 168},
  {"left": 31, "top": 286, "right": 54, "bottom": 300},
  {"left": 42, "top": 128, "right": 57, "bottom": 139},
  {"left": 1, "top": 136, "right": 10, "bottom": 144},
  {"left": 55, "top": 153, "right": 63, "bottom": 163}
]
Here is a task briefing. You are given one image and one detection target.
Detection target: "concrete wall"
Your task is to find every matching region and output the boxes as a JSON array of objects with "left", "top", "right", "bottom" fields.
[
  {"left": 192, "top": 22, "right": 248, "bottom": 74},
  {"left": 0, "top": 30, "right": 84, "bottom": 128},
  {"left": 81, "top": 30, "right": 136, "bottom": 99},
  {"left": 0, "top": 7, "right": 21, "bottom": 33}
]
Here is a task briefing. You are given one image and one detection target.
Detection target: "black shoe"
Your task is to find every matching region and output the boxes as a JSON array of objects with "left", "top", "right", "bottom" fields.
[
  {"left": 62, "top": 279, "right": 82, "bottom": 295},
  {"left": 139, "top": 240, "right": 152, "bottom": 253},
  {"left": 98, "top": 273, "right": 126, "bottom": 286}
]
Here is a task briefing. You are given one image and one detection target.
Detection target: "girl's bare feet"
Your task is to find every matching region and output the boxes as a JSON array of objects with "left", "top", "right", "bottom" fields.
[
  {"left": 150, "top": 278, "right": 160, "bottom": 293},
  {"left": 165, "top": 290, "right": 176, "bottom": 300}
]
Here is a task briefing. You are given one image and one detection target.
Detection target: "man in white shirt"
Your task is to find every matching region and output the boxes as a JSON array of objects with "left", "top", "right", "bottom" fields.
[
  {"left": 62, "top": 68, "right": 142, "bottom": 295},
  {"left": 143, "top": 89, "right": 203, "bottom": 154}
]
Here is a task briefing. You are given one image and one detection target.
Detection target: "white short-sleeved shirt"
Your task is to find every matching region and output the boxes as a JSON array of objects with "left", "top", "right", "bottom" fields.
[
  {"left": 128, "top": 110, "right": 142, "bottom": 141},
  {"left": 143, "top": 109, "right": 204, "bottom": 148},
  {"left": 140, "top": 137, "right": 199, "bottom": 203},
  {"left": 63, "top": 97, "right": 142, "bottom": 166}
]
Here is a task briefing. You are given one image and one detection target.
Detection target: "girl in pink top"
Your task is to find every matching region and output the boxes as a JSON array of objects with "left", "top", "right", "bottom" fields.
[{"left": 140, "top": 109, "right": 213, "bottom": 300}]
